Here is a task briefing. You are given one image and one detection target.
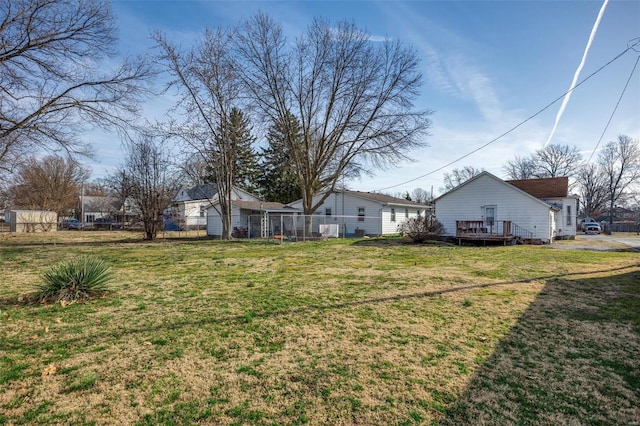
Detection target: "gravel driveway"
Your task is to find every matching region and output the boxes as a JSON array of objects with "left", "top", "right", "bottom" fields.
[{"left": 550, "top": 233, "right": 640, "bottom": 252}]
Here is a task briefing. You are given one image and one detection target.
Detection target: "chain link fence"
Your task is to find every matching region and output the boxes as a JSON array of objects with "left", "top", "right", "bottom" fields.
[{"left": 207, "top": 213, "right": 386, "bottom": 242}]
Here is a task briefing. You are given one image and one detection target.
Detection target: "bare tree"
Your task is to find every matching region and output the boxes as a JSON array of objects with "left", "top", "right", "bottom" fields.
[
  {"left": 441, "top": 166, "right": 484, "bottom": 192},
  {"left": 236, "top": 14, "right": 431, "bottom": 229},
  {"left": 0, "top": 0, "right": 152, "bottom": 173},
  {"left": 599, "top": 135, "right": 640, "bottom": 227},
  {"left": 116, "top": 136, "right": 177, "bottom": 240},
  {"left": 504, "top": 144, "right": 582, "bottom": 180},
  {"left": 154, "top": 28, "right": 243, "bottom": 240},
  {"left": 10, "top": 155, "right": 89, "bottom": 217},
  {"left": 535, "top": 144, "right": 583, "bottom": 178},
  {"left": 575, "top": 163, "right": 608, "bottom": 219},
  {"left": 503, "top": 156, "right": 539, "bottom": 180},
  {"left": 411, "top": 188, "right": 432, "bottom": 205}
]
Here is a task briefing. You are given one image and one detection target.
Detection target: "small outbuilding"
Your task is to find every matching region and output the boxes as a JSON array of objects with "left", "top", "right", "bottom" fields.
[{"left": 8, "top": 210, "right": 58, "bottom": 233}]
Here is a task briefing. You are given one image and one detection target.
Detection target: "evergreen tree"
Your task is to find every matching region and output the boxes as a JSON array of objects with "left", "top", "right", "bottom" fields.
[
  {"left": 204, "top": 107, "right": 260, "bottom": 193},
  {"left": 228, "top": 108, "right": 260, "bottom": 192},
  {"left": 258, "top": 112, "right": 302, "bottom": 203}
]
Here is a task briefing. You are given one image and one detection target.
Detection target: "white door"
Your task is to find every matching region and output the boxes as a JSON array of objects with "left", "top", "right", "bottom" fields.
[{"left": 484, "top": 206, "right": 496, "bottom": 227}]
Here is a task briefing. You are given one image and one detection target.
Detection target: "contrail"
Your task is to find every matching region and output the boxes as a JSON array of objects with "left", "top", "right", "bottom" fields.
[{"left": 544, "top": 0, "right": 609, "bottom": 147}]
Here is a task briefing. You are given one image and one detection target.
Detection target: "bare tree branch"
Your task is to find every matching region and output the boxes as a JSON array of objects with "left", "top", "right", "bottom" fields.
[
  {"left": 0, "top": 0, "right": 154, "bottom": 173},
  {"left": 153, "top": 27, "right": 243, "bottom": 240},
  {"left": 236, "top": 13, "right": 431, "bottom": 225}
]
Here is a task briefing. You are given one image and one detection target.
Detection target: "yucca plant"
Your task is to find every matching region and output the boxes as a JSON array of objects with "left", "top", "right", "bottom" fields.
[{"left": 37, "top": 256, "right": 112, "bottom": 302}]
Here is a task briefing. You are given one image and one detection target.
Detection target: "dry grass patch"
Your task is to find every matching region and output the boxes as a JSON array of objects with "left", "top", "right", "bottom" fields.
[{"left": 1, "top": 233, "right": 638, "bottom": 424}]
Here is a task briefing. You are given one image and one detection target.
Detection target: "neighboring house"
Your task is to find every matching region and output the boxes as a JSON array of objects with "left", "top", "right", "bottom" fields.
[
  {"left": 170, "top": 184, "right": 219, "bottom": 230},
  {"left": 288, "top": 189, "right": 429, "bottom": 236},
  {"left": 78, "top": 195, "right": 118, "bottom": 223},
  {"left": 172, "top": 184, "right": 261, "bottom": 231},
  {"left": 434, "top": 172, "right": 577, "bottom": 244}
]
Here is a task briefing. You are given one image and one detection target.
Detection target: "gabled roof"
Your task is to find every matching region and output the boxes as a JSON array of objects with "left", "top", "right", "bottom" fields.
[
  {"left": 185, "top": 183, "right": 218, "bottom": 200},
  {"left": 433, "top": 171, "right": 560, "bottom": 211},
  {"left": 506, "top": 177, "right": 568, "bottom": 198},
  {"left": 79, "top": 196, "right": 119, "bottom": 212}
]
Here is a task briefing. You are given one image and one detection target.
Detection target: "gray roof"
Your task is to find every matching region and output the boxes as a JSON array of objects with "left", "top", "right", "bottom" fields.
[
  {"left": 338, "top": 190, "right": 427, "bottom": 207},
  {"left": 233, "top": 200, "right": 301, "bottom": 213},
  {"left": 186, "top": 184, "right": 218, "bottom": 200}
]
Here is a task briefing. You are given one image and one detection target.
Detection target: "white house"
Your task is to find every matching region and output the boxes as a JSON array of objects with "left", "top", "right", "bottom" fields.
[
  {"left": 506, "top": 176, "right": 577, "bottom": 240},
  {"left": 78, "top": 195, "right": 118, "bottom": 223},
  {"left": 288, "top": 190, "right": 429, "bottom": 237},
  {"left": 171, "top": 184, "right": 262, "bottom": 230},
  {"left": 433, "top": 172, "right": 577, "bottom": 244}
]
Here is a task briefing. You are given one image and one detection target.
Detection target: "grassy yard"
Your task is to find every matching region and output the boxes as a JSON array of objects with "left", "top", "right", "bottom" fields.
[{"left": 0, "top": 232, "right": 638, "bottom": 425}]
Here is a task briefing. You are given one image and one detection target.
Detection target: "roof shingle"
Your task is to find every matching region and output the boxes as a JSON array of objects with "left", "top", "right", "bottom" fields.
[{"left": 506, "top": 177, "right": 569, "bottom": 198}]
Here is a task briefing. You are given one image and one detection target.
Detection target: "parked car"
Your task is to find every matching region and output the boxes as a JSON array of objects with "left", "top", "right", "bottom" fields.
[
  {"left": 59, "top": 218, "right": 83, "bottom": 230},
  {"left": 579, "top": 218, "right": 598, "bottom": 232},
  {"left": 583, "top": 222, "right": 601, "bottom": 234},
  {"left": 93, "top": 217, "right": 117, "bottom": 230}
]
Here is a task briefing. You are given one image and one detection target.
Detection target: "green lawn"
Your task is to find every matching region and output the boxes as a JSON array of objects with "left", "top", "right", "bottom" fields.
[{"left": 1, "top": 232, "right": 638, "bottom": 425}]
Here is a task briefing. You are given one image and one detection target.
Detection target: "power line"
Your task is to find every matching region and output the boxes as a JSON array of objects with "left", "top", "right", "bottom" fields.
[
  {"left": 373, "top": 39, "right": 640, "bottom": 192},
  {"left": 586, "top": 53, "right": 640, "bottom": 163}
]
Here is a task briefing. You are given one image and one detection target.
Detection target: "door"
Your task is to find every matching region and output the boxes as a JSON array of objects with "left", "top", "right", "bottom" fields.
[{"left": 484, "top": 206, "right": 496, "bottom": 232}]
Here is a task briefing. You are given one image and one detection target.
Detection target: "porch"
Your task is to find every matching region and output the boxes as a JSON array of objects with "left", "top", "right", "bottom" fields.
[{"left": 455, "top": 220, "right": 533, "bottom": 245}]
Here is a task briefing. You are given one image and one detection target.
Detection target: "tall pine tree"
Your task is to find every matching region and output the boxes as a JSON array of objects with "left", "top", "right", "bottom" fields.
[
  {"left": 205, "top": 107, "right": 260, "bottom": 193},
  {"left": 258, "top": 111, "right": 302, "bottom": 203}
]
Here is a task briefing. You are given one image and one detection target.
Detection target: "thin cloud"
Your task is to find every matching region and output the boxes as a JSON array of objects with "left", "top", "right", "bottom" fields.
[{"left": 544, "top": 0, "right": 609, "bottom": 147}]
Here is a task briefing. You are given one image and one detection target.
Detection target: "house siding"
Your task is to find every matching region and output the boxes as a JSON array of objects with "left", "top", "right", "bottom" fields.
[
  {"left": 288, "top": 192, "right": 423, "bottom": 236},
  {"left": 207, "top": 205, "right": 247, "bottom": 236},
  {"left": 381, "top": 206, "right": 421, "bottom": 235},
  {"left": 434, "top": 174, "right": 555, "bottom": 242},
  {"left": 546, "top": 197, "right": 577, "bottom": 238}
]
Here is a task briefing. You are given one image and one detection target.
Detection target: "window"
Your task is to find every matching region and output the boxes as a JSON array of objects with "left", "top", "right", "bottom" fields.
[
  {"left": 405, "top": 208, "right": 409, "bottom": 218},
  {"left": 358, "top": 207, "right": 365, "bottom": 221},
  {"left": 566, "top": 205, "right": 572, "bottom": 226},
  {"left": 390, "top": 208, "right": 396, "bottom": 222},
  {"left": 200, "top": 206, "right": 205, "bottom": 217},
  {"left": 86, "top": 214, "right": 95, "bottom": 223},
  {"left": 325, "top": 208, "right": 332, "bottom": 216}
]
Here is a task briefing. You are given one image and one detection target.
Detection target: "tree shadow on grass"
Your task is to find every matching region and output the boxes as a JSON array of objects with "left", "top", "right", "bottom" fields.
[
  {"left": 440, "top": 267, "right": 640, "bottom": 425},
  {"left": 2, "top": 264, "right": 637, "bottom": 346},
  {"left": 350, "top": 237, "right": 453, "bottom": 247}
]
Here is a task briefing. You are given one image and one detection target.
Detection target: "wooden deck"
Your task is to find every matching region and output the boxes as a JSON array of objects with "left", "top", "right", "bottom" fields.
[{"left": 455, "top": 220, "right": 517, "bottom": 245}]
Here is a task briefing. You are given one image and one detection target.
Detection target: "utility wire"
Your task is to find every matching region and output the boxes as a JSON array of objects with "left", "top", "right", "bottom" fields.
[
  {"left": 373, "top": 39, "right": 640, "bottom": 192},
  {"left": 587, "top": 53, "right": 640, "bottom": 163}
]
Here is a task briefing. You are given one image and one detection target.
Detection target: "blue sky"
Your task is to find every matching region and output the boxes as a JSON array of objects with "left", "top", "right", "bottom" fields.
[{"left": 88, "top": 0, "right": 640, "bottom": 196}]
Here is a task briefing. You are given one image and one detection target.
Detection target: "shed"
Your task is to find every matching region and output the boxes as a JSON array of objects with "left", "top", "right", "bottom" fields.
[{"left": 9, "top": 210, "right": 58, "bottom": 233}]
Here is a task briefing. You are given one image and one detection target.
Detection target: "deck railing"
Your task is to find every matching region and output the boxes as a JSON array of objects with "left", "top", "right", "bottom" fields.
[
  {"left": 511, "top": 222, "right": 534, "bottom": 240},
  {"left": 456, "top": 220, "right": 512, "bottom": 238},
  {"left": 455, "top": 220, "right": 535, "bottom": 241}
]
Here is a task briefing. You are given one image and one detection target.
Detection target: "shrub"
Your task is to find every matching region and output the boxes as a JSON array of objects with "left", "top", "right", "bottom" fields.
[
  {"left": 399, "top": 215, "right": 445, "bottom": 243},
  {"left": 37, "top": 256, "right": 112, "bottom": 302}
]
